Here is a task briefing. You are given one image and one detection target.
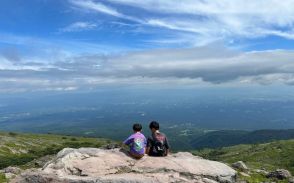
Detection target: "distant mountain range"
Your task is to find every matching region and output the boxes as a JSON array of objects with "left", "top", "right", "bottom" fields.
[{"left": 191, "top": 129, "right": 294, "bottom": 149}]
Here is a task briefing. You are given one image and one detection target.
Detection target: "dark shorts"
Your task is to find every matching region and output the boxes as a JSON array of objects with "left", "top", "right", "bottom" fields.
[{"left": 129, "top": 151, "right": 144, "bottom": 159}]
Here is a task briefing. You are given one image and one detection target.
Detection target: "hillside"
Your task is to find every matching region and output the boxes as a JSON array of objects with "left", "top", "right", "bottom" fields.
[
  {"left": 0, "top": 131, "right": 112, "bottom": 182},
  {"left": 191, "top": 129, "right": 294, "bottom": 149},
  {"left": 192, "top": 139, "right": 294, "bottom": 182},
  {"left": 1, "top": 131, "right": 294, "bottom": 182}
]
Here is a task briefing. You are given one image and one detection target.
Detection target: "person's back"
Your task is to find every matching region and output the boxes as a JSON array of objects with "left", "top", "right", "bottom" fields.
[
  {"left": 146, "top": 121, "right": 170, "bottom": 156},
  {"left": 123, "top": 123, "right": 147, "bottom": 159}
]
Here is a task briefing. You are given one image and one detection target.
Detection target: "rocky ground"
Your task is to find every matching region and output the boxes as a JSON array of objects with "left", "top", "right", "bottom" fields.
[
  {"left": 1, "top": 136, "right": 293, "bottom": 183},
  {"left": 11, "top": 148, "right": 236, "bottom": 183}
]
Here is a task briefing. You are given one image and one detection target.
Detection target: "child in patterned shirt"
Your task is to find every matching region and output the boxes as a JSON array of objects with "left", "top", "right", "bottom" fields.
[{"left": 123, "top": 123, "right": 147, "bottom": 159}]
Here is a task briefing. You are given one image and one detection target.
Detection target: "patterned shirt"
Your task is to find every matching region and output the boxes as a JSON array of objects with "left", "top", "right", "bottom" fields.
[
  {"left": 123, "top": 132, "right": 147, "bottom": 155},
  {"left": 147, "top": 131, "right": 170, "bottom": 156}
]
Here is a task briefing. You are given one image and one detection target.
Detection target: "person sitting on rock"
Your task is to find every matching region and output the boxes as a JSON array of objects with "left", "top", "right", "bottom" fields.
[
  {"left": 146, "top": 121, "right": 170, "bottom": 156},
  {"left": 123, "top": 123, "right": 147, "bottom": 159}
]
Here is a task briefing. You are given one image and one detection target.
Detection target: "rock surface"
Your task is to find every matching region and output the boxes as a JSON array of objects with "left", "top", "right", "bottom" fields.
[
  {"left": 2, "top": 166, "right": 22, "bottom": 180},
  {"left": 254, "top": 169, "right": 269, "bottom": 175},
  {"left": 231, "top": 161, "right": 248, "bottom": 172},
  {"left": 266, "top": 169, "right": 292, "bottom": 180},
  {"left": 3, "top": 166, "right": 21, "bottom": 174},
  {"left": 12, "top": 148, "right": 236, "bottom": 183}
]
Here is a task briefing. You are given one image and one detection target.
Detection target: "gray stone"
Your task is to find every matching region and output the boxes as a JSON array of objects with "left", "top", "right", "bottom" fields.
[
  {"left": 5, "top": 172, "right": 16, "bottom": 179},
  {"left": 288, "top": 177, "right": 294, "bottom": 183},
  {"left": 239, "top": 172, "right": 250, "bottom": 177},
  {"left": 266, "top": 169, "right": 292, "bottom": 180},
  {"left": 255, "top": 169, "right": 269, "bottom": 175},
  {"left": 232, "top": 161, "right": 248, "bottom": 172},
  {"left": 12, "top": 148, "right": 237, "bottom": 183},
  {"left": 3, "top": 166, "right": 21, "bottom": 174}
]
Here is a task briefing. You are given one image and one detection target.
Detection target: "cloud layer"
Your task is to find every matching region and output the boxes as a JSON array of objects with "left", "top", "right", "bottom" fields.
[{"left": 1, "top": 44, "right": 294, "bottom": 92}]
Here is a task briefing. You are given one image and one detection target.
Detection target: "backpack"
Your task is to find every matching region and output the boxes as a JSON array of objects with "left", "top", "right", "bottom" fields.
[{"left": 152, "top": 133, "right": 166, "bottom": 156}]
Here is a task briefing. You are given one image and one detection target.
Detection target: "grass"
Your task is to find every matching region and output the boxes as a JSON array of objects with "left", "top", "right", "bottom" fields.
[
  {"left": 192, "top": 139, "right": 294, "bottom": 182},
  {"left": 0, "top": 131, "right": 113, "bottom": 169},
  {"left": 0, "top": 173, "right": 6, "bottom": 183},
  {"left": 237, "top": 172, "right": 289, "bottom": 183}
]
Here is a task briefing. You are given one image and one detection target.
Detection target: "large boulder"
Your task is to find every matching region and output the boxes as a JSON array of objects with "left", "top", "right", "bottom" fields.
[
  {"left": 266, "top": 169, "right": 292, "bottom": 180},
  {"left": 12, "top": 148, "right": 236, "bottom": 183}
]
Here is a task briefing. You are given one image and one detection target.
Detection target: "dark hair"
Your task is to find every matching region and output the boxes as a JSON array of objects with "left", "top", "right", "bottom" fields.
[
  {"left": 133, "top": 123, "right": 142, "bottom": 132},
  {"left": 149, "top": 121, "right": 159, "bottom": 130}
]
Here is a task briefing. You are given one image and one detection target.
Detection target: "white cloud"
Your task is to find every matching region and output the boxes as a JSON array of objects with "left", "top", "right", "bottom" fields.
[
  {"left": 69, "top": 0, "right": 143, "bottom": 23},
  {"left": 70, "top": 0, "right": 122, "bottom": 17},
  {"left": 2, "top": 44, "right": 294, "bottom": 92},
  {"left": 95, "top": 0, "right": 294, "bottom": 44},
  {"left": 60, "top": 21, "right": 97, "bottom": 32}
]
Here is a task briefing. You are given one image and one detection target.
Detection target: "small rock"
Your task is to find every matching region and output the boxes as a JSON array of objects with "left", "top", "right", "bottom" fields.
[
  {"left": 5, "top": 172, "right": 16, "bottom": 179},
  {"left": 3, "top": 167, "right": 21, "bottom": 174},
  {"left": 232, "top": 161, "right": 248, "bottom": 172},
  {"left": 289, "top": 177, "right": 294, "bottom": 183},
  {"left": 101, "top": 143, "right": 121, "bottom": 149},
  {"left": 239, "top": 172, "right": 250, "bottom": 177},
  {"left": 266, "top": 169, "right": 292, "bottom": 180},
  {"left": 255, "top": 169, "right": 269, "bottom": 175}
]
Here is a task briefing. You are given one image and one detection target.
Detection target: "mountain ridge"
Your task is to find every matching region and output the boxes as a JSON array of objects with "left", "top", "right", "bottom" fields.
[{"left": 191, "top": 129, "right": 294, "bottom": 149}]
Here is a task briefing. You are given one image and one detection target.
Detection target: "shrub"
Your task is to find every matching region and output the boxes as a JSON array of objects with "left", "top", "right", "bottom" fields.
[
  {"left": 70, "top": 137, "right": 77, "bottom": 141},
  {"left": 8, "top": 132, "right": 17, "bottom": 137},
  {"left": 0, "top": 154, "right": 35, "bottom": 169}
]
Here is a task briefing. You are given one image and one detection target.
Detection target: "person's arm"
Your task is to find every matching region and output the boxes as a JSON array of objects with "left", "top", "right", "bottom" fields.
[
  {"left": 164, "top": 136, "right": 170, "bottom": 156},
  {"left": 143, "top": 137, "right": 148, "bottom": 154},
  {"left": 145, "top": 147, "right": 150, "bottom": 154},
  {"left": 145, "top": 137, "right": 152, "bottom": 155},
  {"left": 123, "top": 135, "right": 133, "bottom": 146}
]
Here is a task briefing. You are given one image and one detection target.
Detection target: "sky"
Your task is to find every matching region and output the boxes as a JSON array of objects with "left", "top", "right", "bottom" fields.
[{"left": 1, "top": 0, "right": 294, "bottom": 93}]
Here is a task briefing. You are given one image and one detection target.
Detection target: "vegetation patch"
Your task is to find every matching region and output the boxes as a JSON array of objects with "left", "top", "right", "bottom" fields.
[
  {"left": 193, "top": 139, "right": 294, "bottom": 183},
  {"left": 0, "top": 173, "right": 6, "bottom": 183},
  {"left": 0, "top": 131, "right": 112, "bottom": 169}
]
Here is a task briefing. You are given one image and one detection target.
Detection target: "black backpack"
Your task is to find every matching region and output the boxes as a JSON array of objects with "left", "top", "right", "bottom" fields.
[{"left": 152, "top": 133, "right": 166, "bottom": 156}]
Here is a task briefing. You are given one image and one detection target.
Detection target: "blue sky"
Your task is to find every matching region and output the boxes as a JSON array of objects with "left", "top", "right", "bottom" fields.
[{"left": 1, "top": 0, "right": 294, "bottom": 92}]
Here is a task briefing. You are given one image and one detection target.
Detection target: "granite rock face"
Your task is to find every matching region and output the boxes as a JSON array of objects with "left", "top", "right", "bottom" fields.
[{"left": 12, "top": 148, "right": 237, "bottom": 183}]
